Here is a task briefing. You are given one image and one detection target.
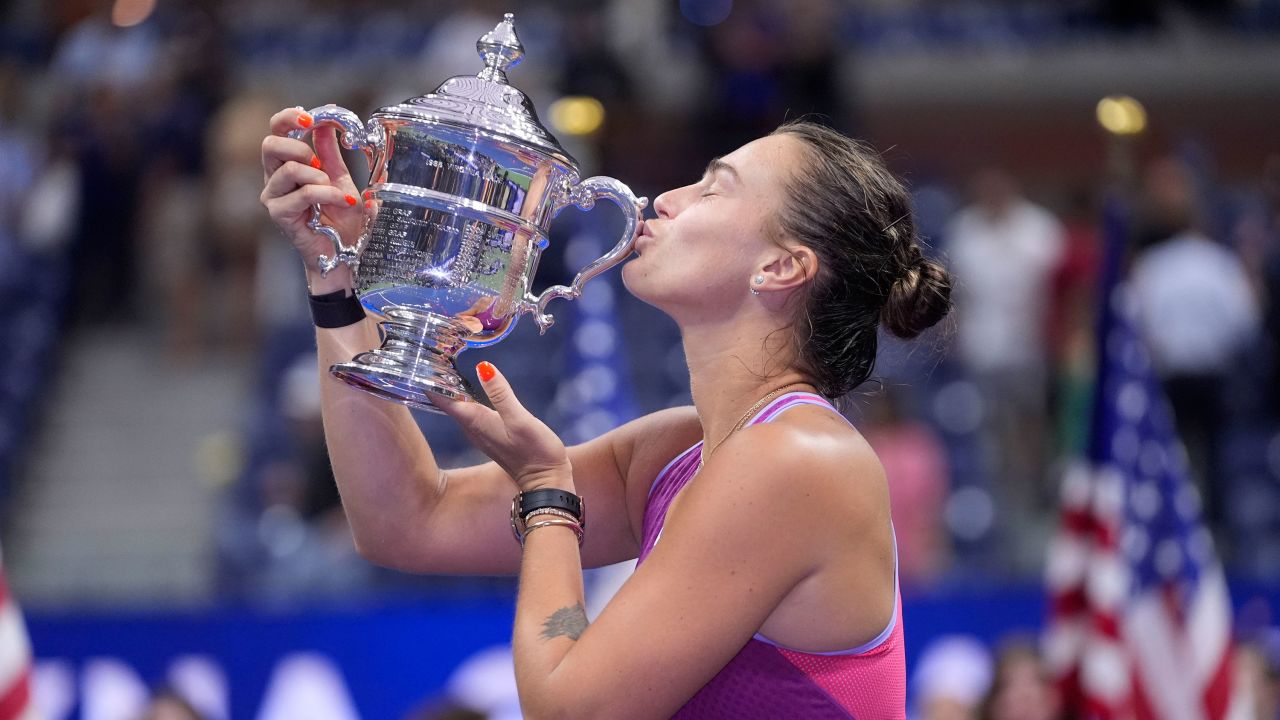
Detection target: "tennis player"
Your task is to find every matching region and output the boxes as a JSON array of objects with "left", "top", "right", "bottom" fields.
[{"left": 261, "top": 110, "right": 952, "bottom": 718}]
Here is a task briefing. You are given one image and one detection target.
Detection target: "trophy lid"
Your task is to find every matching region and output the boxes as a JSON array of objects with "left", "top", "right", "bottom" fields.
[{"left": 380, "top": 13, "right": 576, "bottom": 167}]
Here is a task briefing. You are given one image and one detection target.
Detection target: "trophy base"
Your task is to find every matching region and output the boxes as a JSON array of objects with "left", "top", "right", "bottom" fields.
[{"left": 330, "top": 306, "right": 480, "bottom": 414}]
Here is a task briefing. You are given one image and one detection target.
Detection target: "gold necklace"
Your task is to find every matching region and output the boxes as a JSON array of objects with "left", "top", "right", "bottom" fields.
[{"left": 699, "top": 381, "right": 811, "bottom": 467}]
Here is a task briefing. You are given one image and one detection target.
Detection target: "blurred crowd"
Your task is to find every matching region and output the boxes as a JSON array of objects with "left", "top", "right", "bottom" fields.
[{"left": 1, "top": 0, "right": 1279, "bottom": 607}]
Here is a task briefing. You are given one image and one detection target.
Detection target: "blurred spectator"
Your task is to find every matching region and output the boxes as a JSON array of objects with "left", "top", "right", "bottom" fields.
[
  {"left": 977, "top": 636, "right": 1062, "bottom": 720},
  {"left": 207, "top": 93, "right": 280, "bottom": 353},
  {"left": 862, "top": 389, "right": 952, "bottom": 587},
  {"left": 1251, "top": 155, "right": 1280, "bottom": 421},
  {"left": 136, "top": 5, "right": 228, "bottom": 360},
  {"left": 420, "top": 0, "right": 523, "bottom": 81},
  {"left": 141, "top": 687, "right": 205, "bottom": 720},
  {"left": 910, "top": 635, "right": 994, "bottom": 720},
  {"left": 220, "top": 353, "right": 374, "bottom": 603},
  {"left": 1048, "top": 188, "right": 1102, "bottom": 459},
  {"left": 1232, "top": 630, "right": 1280, "bottom": 720},
  {"left": 695, "top": 0, "right": 846, "bottom": 156},
  {"left": 50, "top": 4, "right": 159, "bottom": 324},
  {"left": 50, "top": 3, "right": 160, "bottom": 93},
  {"left": 1130, "top": 156, "right": 1261, "bottom": 528},
  {"left": 946, "top": 168, "right": 1065, "bottom": 566},
  {"left": 0, "top": 60, "right": 41, "bottom": 289}
]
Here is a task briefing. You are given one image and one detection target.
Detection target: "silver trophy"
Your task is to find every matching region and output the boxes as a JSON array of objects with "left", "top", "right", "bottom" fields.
[{"left": 290, "top": 13, "right": 646, "bottom": 413}]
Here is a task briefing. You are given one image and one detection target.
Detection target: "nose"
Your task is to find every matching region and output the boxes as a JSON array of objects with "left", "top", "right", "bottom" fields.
[{"left": 653, "top": 189, "right": 675, "bottom": 219}]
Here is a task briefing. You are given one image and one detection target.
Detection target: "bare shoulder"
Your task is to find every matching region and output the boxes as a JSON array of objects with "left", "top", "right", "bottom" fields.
[{"left": 702, "top": 406, "right": 889, "bottom": 531}]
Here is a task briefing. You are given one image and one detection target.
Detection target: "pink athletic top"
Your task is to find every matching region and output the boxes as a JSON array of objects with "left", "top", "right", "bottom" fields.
[{"left": 637, "top": 392, "right": 907, "bottom": 719}]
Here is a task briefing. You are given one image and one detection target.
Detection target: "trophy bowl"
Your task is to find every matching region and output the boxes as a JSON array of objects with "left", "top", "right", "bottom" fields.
[{"left": 289, "top": 13, "right": 646, "bottom": 413}]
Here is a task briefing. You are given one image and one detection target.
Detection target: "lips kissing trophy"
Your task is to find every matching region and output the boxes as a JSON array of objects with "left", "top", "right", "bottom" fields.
[{"left": 289, "top": 13, "right": 646, "bottom": 412}]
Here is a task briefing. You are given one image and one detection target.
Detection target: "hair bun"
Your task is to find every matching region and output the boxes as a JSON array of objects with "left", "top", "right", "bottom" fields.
[{"left": 882, "top": 258, "right": 953, "bottom": 339}]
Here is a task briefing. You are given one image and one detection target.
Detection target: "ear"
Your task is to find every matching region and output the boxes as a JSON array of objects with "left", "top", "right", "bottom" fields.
[{"left": 759, "top": 244, "right": 819, "bottom": 293}]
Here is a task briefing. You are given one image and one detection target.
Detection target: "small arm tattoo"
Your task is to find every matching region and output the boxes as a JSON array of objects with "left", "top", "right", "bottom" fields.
[{"left": 540, "top": 603, "right": 588, "bottom": 641}]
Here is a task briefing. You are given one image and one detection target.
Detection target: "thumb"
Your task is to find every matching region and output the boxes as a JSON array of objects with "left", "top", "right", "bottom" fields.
[{"left": 476, "top": 361, "right": 528, "bottom": 423}]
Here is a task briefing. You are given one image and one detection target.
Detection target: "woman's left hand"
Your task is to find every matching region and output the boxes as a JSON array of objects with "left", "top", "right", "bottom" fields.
[{"left": 434, "top": 361, "right": 574, "bottom": 493}]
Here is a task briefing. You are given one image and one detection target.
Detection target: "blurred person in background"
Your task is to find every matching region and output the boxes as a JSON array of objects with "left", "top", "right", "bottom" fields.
[
  {"left": 946, "top": 168, "right": 1065, "bottom": 570},
  {"left": 695, "top": 0, "right": 847, "bottom": 157},
  {"left": 1230, "top": 630, "right": 1280, "bottom": 720},
  {"left": 136, "top": 5, "right": 229, "bottom": 360},
  {"left": 909, "top": 635, "right": 993, "bottom": 720},
  {"left": 862, "top": 389, "right": 952, "bottom": 587},
  {"left": 140, "top": 687, "right": 205, "bottom": 720},
  {"left": 206, "top": 93, "right": 280, "bottom": 353},
  {"left": 249, "top": 353, "right": 372, "bottom": 603},
  {"left": 1129, "top": 155, "right": 1261, "bottom": 530},
  {"left": 977, "top": 636, "right": 1062, "bottom": 720},
  {"left": 1240, "top": 155, "right": 1280, "bottom": 423},
  {"left": 0, "top": 59, "right": 42, "bottom": 291},
  {"left": 1048, "top": 188, "right": 1102, "bottom": 459},
  {"left": 50, "top": 1, "right": 158, "bottom": 324},
  {"left": 263, "top": 108, "right": 952, "bottom": 716}
]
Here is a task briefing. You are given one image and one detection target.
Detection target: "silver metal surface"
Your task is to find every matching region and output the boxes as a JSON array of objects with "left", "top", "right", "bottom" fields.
[{"left": 289, "top": 12, "right": 647, "bottom": 412}]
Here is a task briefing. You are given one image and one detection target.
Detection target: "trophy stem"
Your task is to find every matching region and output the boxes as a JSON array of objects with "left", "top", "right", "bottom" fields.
[{"left": 330, "top": 305, "right": 480, "bottom": 414}]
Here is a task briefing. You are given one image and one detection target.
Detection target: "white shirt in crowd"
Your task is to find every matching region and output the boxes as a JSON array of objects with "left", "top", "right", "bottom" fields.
[
  {"left": 1130, "top": 230, "right": 1260, "bottom": 377},
  {"left": 947, "top": 200, "right": 1066, "bottom": 374}
]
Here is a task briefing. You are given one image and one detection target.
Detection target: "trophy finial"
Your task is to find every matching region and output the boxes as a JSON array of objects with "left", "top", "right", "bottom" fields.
[{"left": 476, "top": 13, "right": 524, "bottom": 83}]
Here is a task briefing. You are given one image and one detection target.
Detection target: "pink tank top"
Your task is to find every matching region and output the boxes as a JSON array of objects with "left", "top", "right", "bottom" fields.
[{"left": 637, "top": 392, "right": 907, "bottom": 719}]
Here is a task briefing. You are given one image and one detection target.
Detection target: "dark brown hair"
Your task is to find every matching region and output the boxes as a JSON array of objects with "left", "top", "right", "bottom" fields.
[{"left": 771, "top": 120, "right": 953, "bottom": 398}]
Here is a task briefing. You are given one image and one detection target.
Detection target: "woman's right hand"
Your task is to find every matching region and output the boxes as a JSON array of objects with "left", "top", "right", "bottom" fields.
[{"left": 260, "top": 107, "right": 366, "bottom": 277}]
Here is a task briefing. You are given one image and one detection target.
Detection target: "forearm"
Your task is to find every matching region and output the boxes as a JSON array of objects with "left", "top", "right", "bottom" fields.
[
  {"left": 308, "top": 265, "right": 443, "bottom": 564},
  {"left": 512, "top": 479, "right": 590, "bottom": 719}
]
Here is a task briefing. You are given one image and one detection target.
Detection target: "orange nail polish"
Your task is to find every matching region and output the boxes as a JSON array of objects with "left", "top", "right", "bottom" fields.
[
  {"left": 298, "top": 112, "right": 314, "bottom": 129},
  {"left": 310, "top": 156, "right": 322, "bottom": 169},
  {"left": 477, "top": 361, "right": 496, "bottom": 383},
  {"left": 364, "top": 199, "right": 375, "bottom": 210},
  {"left": 362, "top": 189, "right": 373, "bottom": 200},
  {"left": 344, "top": 194, "right": 357, "bottom": 206}
]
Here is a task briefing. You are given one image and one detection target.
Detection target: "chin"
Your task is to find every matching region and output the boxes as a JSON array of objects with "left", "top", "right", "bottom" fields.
[{"left": 620, "top": 258, "right": 665, "bottom": 311}]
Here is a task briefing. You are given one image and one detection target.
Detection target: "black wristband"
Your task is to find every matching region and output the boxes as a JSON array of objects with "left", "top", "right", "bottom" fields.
[
  {"left": 517, "top": 488, "right": 584, "bottom": 523},
  {"left": 510, "top": 488, "right": 586, "bottom": 545},
  {"left": 308, "top": 289, "right": 366, "bottom": 329}
]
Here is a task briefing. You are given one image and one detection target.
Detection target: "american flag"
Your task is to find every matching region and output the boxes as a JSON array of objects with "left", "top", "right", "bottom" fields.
[
  {"left": 0, "top": 545, "right": 34, "bottom": 720},
  {"left": 1043, "top": 199, "right": 1235, "bottom": 720}
]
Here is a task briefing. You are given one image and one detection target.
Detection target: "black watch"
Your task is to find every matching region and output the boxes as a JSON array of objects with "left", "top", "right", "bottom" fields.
[{"left": 510, "top": 488, "right": 586, "bottom": 542}]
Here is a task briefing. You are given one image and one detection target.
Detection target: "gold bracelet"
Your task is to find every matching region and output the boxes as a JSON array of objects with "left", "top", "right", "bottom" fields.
[{"left": 522, "top": 518, "right": 584, "bottom": 547}]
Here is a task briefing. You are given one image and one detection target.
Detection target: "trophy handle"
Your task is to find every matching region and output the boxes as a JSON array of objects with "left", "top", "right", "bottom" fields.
[
  {"left": 287, "top": 104, "right": 384, "bottom": 276},
  {"left": 527, "top": 177, "right": 648, "bottom": 333}
]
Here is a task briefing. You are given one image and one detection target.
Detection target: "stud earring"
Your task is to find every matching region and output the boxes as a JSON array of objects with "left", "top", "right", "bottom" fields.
[{"left": 750, "top": 275, "right": 765, "bottom": 296}]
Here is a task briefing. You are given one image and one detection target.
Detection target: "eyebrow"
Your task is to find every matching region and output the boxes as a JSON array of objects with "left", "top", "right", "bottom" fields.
[{"left": 705, "top": 157, "right": 742, "bottom": 185}]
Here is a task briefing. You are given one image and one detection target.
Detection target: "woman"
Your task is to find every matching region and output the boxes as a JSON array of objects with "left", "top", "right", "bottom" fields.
[{"left": 261, "top": 110, "right": 952, "bottom": 719}]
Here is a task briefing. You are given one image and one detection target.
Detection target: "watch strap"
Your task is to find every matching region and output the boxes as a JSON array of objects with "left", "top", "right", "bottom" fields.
[{"left": 517, "top": 488, "right": 583, "bottom": 524}]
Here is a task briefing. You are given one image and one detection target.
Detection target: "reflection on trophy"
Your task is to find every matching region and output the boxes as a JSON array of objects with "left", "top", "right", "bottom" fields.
[{"left": 289, "top": 13, "right": 646, "bottom": 413}]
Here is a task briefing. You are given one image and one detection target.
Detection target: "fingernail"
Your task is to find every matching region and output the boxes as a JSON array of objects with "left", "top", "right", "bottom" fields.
[
  {"left": 298, "top": 112, "right": 314, "bottom": 129},
  {"left": 364, "top": 199, "right": 375, "bottom": 210},
  {"left": 477, "top": 361, "right": 496, "bottom": 383},
  {"left": 310, "top": 156, "right": 322, "bottom": 170},
  {"left": 362, "top": 189, "right": 373, "bottom": 200},
  {"left": 344, "top": 194, "right": 357, "bottom": 206}
]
